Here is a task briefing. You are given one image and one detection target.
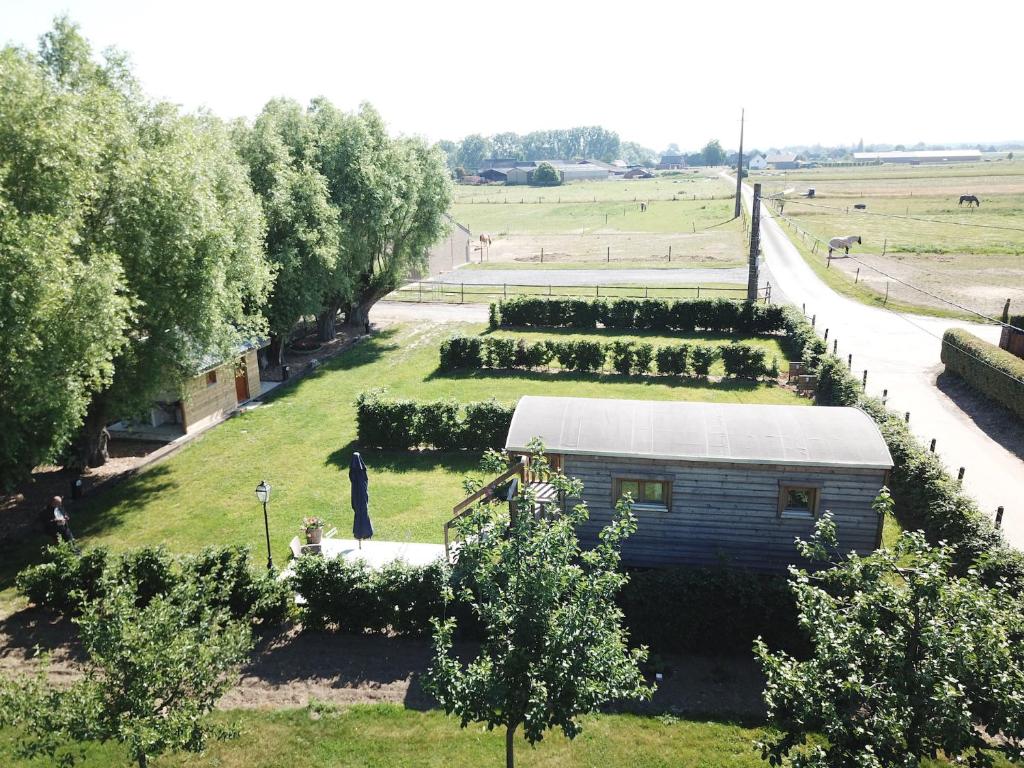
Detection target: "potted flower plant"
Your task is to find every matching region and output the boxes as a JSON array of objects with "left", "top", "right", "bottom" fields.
[{"left": 302, "top": 516, "right": 327, "bottom": 545}]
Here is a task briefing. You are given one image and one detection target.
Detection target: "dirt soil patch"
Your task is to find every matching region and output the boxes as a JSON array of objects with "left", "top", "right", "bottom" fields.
[{"left": 0, "top": 608, "right": 765, "bottom": 717}]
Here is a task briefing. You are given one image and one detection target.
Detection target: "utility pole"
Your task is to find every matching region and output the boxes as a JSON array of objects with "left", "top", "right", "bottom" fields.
[
  {"left": 747, "top": 182, "right": 761, "bottom": 302},
  {"left": 734, "top": 108, "right": 745, "bottom": 219}
]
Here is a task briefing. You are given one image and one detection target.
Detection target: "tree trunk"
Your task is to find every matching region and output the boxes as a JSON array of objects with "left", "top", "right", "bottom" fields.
[
  {"left": 347, "top": 287, "right": 389, "bottom": 329},
  {"left": 68, "top": 398, "right": 111, "bottom": 470},
  {"left": 506, "top": 724, "right": 516, "bottom": 768},
  {"left": 317, "top": 304, "right": 340, "bottom": 342},
  {"left": 137, "top": 753, "right": 148, "bottom": 768},
  {"left": 268, "top": 334, "right": 286, "bottom": 368}
]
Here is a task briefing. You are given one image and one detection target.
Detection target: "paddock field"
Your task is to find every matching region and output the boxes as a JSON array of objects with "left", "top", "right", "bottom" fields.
[
  {"left": 450, "top": 174, "right": 747, "bottom": 268},
  {"left": 750, "top": 161, "right": 1024, "bottom": 318}
]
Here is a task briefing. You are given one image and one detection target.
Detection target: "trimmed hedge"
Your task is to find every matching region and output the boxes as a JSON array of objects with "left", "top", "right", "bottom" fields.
[
  {"left": 941, "top": 328, "right": 1024, "bottom": 422},
  {"left": 492, "top": 296, "right": 788, "bottom": 335},
  {"left": 290, "top": 555, "right": 446, "bottom": 635},
  {"left": 618, "top": 567, "right": 807, "bottom": 656},
  {"left": 439, "top": 335, "right": 775, "bottom": 380},
  {"left": 16, "top": 543, "right": 293, "bottom": 625},
  {"left": 355, "top": 389, "right": 514, "bottom": 450}
]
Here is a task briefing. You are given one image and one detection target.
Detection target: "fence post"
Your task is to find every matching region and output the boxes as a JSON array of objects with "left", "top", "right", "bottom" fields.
[
  {"left": 848, "top": 353, "right": 852, "bottom": 369},
  {"left": 833, "top": 339, "right": 838, "bottom": 354},
  {"left": 957, "top": 467, "right": 965, "bottom": 484},
  {"left": 668, "top": 245, "right": 672, "bottom": 262},
  {"left": 541, "top": 247, "right": 544, "bottom": 263},
  {"left": 596, "top": 285, "right": 600, "bottom": 298},
  {"left": 824, "top": 328, "right": 829, "bottom": 343},
  {"left": 929, "top": 438, "right": 936, "bottom": 452},
  {"left": 855, "top": 267, "right": 860, "bottom": 283},
  {"left": 607, "top": 246, "right": 610, "bottom": 263},
  {"left": 862, "top": 370, "right": 868, "bottom": 388},
  {"left": 905, "top": 411, "right": 910, "bottom": 423},
  {"left": 884, "top": 282, "right": 890, "bottom": 305},
  {"left": 503, "top": 283, "right": 507, "bottom": 298},
  {"left": 811, "top": 314, "right": 816, "bottom": 327},
  {"left": 418, "top": 282, "right": 422, "bottom": 303},
  {"left": 460, "top": 283, "right": 464, "bottom": 304},
  {"left": 996, "top": 506, "right": 1005, "bottom": 528},
  {"left": 644, "top": 286, "right": 648, "bottom": 298},
  {"left": 696, "top": 285, "right": 701, "bottom": 298}
]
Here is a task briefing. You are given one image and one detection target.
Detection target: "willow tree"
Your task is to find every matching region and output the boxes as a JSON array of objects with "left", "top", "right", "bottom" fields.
[
  {"left": 0, "top": 19, "right": 132, "bottom": 486},
  {"left": 234, "top": 99, "right": 342, "bottom": 366},
  {"left": 28, "top": 21, "right": 276, "bottom": 468},
  {"left": 312, "top": 102, "right": 451, "bottom": 338}
]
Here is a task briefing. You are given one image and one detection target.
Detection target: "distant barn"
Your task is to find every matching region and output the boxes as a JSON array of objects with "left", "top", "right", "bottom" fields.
[
  {"left": 505, "top": 396, "right": 893, "bottom": 570},
  {"left": 766, "top": 153, "right": 800, "bottom": 170},
  {"left": 853, "top": 149, "right": 982, "bottom": 164}
]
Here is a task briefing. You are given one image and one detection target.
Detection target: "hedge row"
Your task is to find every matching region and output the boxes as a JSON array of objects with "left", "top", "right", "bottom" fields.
[
  {"left": 15, "top": 543, "right": 293, "bottom": 625},
  {"left": 355, "top": 389, "right": 514, "bottom": 450},
  {"left": 290, "top": 555, "right": 446, "bottom": 635},
  {"left": 492, "top": 296, "right": 788, "bottom": 334},
  {"left": 941, "top": 328, "right": 1024, "bottom": 422},
  {"left": 440, "top": 335, "right": 777, "bottom": 379}
]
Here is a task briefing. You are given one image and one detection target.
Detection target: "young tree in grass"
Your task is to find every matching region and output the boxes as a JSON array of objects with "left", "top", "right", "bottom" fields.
[
  {"left": 0, "top": 579, "right": 252, "bottom": 768},
  {"left": 531, "top": 161, "right": 561, "bottom": 186},
  {"left": 426, "top": 446, "right": 652, "bottom": 768},
  {"left": 755, "top": 491, "right": 1024, "bottom": 767}
]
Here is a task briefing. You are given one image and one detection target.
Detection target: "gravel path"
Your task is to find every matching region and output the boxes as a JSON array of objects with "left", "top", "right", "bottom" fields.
[{"left": 427, "top": 267, "right": 748, "bottom": 286}]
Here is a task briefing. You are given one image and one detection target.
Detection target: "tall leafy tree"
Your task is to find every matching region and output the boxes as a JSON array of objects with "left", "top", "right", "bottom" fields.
[
  {"left": 756, "top": 494, "right": 1024, "bottom": 768},
  {"left": 701, "top": 139, "right": 726, "bottom": 166},
  {"left": 0, "top": 19, "right": 134, "bottom": 486},
  {"left": 234, "top": 99, "right": 342, "bottom": 366},
  {"left": 313, "top": 102, "right": 451, "bottom": 336},
  {"left": 426, "top": 448, "right": 651, "bottom": 768},
  {"left": 455, "top": 133, "right": 492, "bottom": 172}
]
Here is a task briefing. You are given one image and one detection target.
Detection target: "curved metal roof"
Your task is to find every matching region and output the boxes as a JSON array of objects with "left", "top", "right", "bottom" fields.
[{"left": 505, "top": 396, "right": 893, "bottom": 470}]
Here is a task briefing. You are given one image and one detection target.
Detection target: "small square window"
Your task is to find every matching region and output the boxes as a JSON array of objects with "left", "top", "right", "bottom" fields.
[
  {"left": 616, "top": 479, "right": 670, "bottom": 511},
  {"left": 778, "top": 484, "right": 819, "bottom": 519},
  {"left": 206, "top": 371, "right": 217, "bottom": 388}
]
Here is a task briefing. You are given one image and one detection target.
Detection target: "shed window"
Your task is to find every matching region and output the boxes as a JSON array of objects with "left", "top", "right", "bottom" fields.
[
  {"left": 778, "top": 484, "right": 820, "bottom": 519},
  {"left": 206, "top": 370, "right": 218, "bottom": 388},
  {"left": 616, "top": 479, "right": 670, "bottom": 511}
]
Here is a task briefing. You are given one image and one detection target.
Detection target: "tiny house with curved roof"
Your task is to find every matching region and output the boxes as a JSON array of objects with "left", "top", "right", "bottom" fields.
[{"left": 505, "top": 396, "right": 893, "bottom": 570}]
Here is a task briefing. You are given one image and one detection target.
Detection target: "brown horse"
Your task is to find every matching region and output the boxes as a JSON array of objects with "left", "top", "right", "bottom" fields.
[
  {"left": 958, "top": 195, "right": 980, "bottom": 207},
  {"left": 479, "top": 233, "right": 492, "bottom": 246}
]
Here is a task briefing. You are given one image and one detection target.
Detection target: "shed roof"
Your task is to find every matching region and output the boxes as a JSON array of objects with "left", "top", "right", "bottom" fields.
[
  {"left": 852, "top": 149, "right": 982, "bottom": 161},
  {"left": 505, "top": 396, "right": 893, "bottom": 470}
]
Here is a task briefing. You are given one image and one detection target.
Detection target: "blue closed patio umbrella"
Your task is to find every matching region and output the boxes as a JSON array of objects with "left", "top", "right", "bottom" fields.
[{"left": 350, "top": 452, "right": 373, "bottom": 548}]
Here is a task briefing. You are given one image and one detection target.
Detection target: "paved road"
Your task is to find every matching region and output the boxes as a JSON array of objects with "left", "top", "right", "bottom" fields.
[
  {"left": 426, "top": 267, "right": 748, "bottom": 286},
  {"left": 743, "top": 183, "right": 1024, "bottom": 544}
]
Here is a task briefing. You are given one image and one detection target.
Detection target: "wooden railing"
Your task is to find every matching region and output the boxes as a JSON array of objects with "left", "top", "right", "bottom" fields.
[{"left": 444, "top": 456, "right": 527, "bottom": 561}]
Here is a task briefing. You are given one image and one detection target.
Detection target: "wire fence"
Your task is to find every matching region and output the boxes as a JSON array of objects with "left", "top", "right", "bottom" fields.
[
  {"left": 386, "top": 281, "right": 771, "bottom": 305},
  {"left": 457, "top": 193, "right": 737, "bottom": 205}
]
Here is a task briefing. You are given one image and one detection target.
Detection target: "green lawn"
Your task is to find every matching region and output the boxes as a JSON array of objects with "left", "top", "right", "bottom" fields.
[
  {"left": 0, "top": 703, "right": 1005, "bottom": 767},
  {"left": 0, "top": 322, "right": 804, "bottom": 609}
]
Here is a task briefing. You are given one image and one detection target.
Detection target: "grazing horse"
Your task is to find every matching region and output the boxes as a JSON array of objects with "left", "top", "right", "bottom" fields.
[
  {"left": 640, "top": 202, "right": 647, "bottom": 212},
  {"left": 479, "top": 233, "right": 492, "bottom": 246},
  {"left": 853, "top": 203, "right": 867, "bottom": 210},
  {"left": 958, "top": 195, "right": 980, "bottom": 207},
  {"left": 828, "top": 235, "right": 862, "bottom": 257}
]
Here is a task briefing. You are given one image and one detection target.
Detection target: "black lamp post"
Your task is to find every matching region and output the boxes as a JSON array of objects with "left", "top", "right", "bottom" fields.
[{"left": 255, "top": 480, "right": 273, "bottom": 571}]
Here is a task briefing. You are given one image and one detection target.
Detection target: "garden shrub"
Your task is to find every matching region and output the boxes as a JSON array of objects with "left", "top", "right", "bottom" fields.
[
  {"left": 814, "top": 355, "right": 862, "bottom": 406},
  {"left": 415, "top": 399, "right": 462, "bottom": 451},
  {"left": 182, "top": 545, "right": 294, "bottom": 626},
  {"left": 609, "top": 340, "right": 635, "bottom": 375},
  {"left": 355, "top": 389, "right": 418, "bottom": 449},
  {"left": 487, "top": 302, "right": 499, "bottom": 330},
  {"left": 633, "top": 343, "right": 654, "bottom": 375},
  {"left": 439, "top": 334, "right": 483, "bottom": 371},
  {"left": 720, "top": 342, "right": 768, "bottom": 379},
  {"left": 116, "top": 546, "right": 176, "bottom": 606},
  {"left": 514, "top": 340, "right": 553, "bottom": 369},
  {"left": 565, "top": 298, "right": 601, "bottom": 329},
  {"left": 655, "top": 344, "right": 690, "bottom": 375},
  {"left": 461, "top": 399, "right": 516, "bottom": 450},
  {"left": 618, "top": 567, "right": 806, "bottom": 656},
  {"left": 482, "top": 337, "right": 516, "bottom": 369},
  {"left": 601, "top": 298, "right": 642, "bottom": 330},
  {"left": 16, "top": 543, "right": 108, "bottom": 613},
  {"left": 569, "top": 340, "right": 606, "bottom": 372},
  {"left": 635, "top": 299, "right": 671, "bottom": 331},
  {"left": 668, "top": 300, "right": 698, "bottom": 332},
  {"left": 290, "top": 555, "right": 446, "bottom": 635},
  {"left": 690, "top": 345, "right": 719, "bottom": 376},
  {"left": 941, "top": 328, "right": 1024, "bottom": 422}
]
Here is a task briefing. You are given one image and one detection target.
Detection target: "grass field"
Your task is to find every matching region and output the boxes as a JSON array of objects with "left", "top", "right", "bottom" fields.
[
  {"left": 750, "top": 161, "right": 1024, "bottom": 318},
  {"left": 449, "top": 175, "right": 748, "bottom": 267},
  {"left": 0, "top": 703, "right": 1004, "bottom": 767},
  {"left": 0, "top": 322, "right": 803, "bottom": 612}
]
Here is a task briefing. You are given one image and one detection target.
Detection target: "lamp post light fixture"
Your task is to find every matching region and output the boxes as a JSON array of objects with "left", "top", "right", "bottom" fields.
[{"left": 255, "top": 480, "right": 273, "bottom": 571}]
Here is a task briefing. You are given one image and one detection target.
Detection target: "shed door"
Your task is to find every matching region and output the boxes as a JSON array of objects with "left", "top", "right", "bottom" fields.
[{"left": 234, "top": 360, "right": 250, "bottom": 403}]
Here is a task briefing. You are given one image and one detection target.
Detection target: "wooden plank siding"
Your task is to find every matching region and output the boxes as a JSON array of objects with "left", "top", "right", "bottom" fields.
[{"left": 562, "top": 454, "right": 887, "bottom": 570}]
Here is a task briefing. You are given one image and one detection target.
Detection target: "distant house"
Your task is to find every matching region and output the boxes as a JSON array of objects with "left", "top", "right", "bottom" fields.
[
  {"left": 479, "top": 168, "right": 509, "bottom": 182},
  {"left": 503, "top": 160, "right": 611, "bottom": 185},
  {"left": 623, "top": 167, "right": 654, "bottom": 179},
  {"left": 505, "top": 396, "right": 893, "bottom": 570},
  {"left": 766, "top": 153, "right": 800, "bottom": 170},
  {"left": 504, "top": 167, "right": 532, "bottom": 185},
  {"left": 748, "top": 154, "right": 768, "bottom": 170},
  {"left": 852, "top": 149, "right": 982, "bottom": 164},
  {"left": 657, "top": 154, "right": 687, "bottom": 170}
]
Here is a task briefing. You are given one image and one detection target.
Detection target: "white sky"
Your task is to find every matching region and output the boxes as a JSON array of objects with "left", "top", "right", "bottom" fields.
[{"left": 4, "top": 0, "right": 1022, "bottom": 152}]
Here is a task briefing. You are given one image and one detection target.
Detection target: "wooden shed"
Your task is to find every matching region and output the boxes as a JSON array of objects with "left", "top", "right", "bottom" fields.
[{"left": 505, "top": 396, "right": 893, "bottom": 570}]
